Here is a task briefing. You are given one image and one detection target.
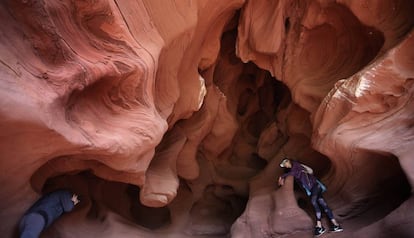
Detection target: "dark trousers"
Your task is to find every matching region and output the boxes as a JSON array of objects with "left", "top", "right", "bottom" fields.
[
  {"left": 310, "top": 183, "right": 334, "bottom": 221},
  {"left": 19, "top": 213, "right": 46, "bottom": 238}
]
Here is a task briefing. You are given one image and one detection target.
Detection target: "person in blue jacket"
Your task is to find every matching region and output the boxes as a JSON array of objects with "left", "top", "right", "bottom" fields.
[
  {"left": 18, "top": 189, "right": 80, "bottom": 238},
  {"left": 278, "top": 157, "right": 343, "bottom": 237}
]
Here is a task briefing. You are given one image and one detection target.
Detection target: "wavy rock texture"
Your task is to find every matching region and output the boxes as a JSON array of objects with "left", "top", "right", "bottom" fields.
[{"left": 0, "top": 0, "right": 413, "bottom": 237}]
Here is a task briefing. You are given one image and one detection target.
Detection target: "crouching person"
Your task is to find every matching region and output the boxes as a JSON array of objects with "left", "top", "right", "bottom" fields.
[
  {"left": 19, "top": 189, "right": 80, "bottom": 238},
  {"left": 278, "top": 158, "right": 343, "bottom": 237}
]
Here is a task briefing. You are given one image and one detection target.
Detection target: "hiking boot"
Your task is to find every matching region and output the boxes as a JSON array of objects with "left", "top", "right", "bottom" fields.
[
  {"left": 314, "top": 226, "right": 326, "bottom": 237},
  {"left": 330, "top": 224, "right": 343, "bottom": 232}
]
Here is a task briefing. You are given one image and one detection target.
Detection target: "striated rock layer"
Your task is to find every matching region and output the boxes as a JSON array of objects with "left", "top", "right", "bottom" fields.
[{"left": 0, "top": 0, "right": 413, "bottom": 237}]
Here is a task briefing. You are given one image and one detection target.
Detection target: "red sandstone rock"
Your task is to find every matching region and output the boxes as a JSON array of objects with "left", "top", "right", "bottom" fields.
[{"left": 0, "top": 0, "right": 413, "bottom": 237}]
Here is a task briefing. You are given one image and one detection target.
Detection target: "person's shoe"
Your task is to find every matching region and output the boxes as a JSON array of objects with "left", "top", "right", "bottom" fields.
[
  {"left": 314, "top": 226, "right": 326, "bottom": 237},
  {"left": 330, "top": 224, "right": 343, "bottom": 232}
]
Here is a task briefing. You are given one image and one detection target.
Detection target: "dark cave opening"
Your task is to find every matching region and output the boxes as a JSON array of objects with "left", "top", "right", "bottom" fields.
[
  {"left": 293, "top": 152, "right": 411, "bottom": 230},
  {"left": 42, "top": 171, "right": 172, "bottom": 230}
]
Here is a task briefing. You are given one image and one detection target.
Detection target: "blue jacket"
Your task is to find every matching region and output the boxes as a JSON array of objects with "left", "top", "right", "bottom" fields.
[{"left": 25, "top": 190, "right": 75, "bottom": 227}]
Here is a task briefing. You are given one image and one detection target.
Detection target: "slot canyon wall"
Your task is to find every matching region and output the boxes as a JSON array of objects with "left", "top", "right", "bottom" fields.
[{"left": 0, "top": 0, "right": 413, "bottom": 237}]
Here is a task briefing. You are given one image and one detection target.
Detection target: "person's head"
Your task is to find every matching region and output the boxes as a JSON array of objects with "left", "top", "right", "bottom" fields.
[
  {"left": 280, "top": 157, "right": 292, "bottom": 168},
  {"left": 71, "top": 193, "right": 80, "bottom": 206}
]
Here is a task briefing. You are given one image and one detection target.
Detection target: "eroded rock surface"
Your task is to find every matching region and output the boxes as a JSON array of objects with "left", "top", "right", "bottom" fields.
[{"left": 0, "top": 0, "right": 413, "bottom": 237}]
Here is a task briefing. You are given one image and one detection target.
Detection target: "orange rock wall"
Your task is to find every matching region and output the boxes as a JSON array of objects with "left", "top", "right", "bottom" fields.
[{"left": 0, "top": 0, "right": 413, "bottom": 237}]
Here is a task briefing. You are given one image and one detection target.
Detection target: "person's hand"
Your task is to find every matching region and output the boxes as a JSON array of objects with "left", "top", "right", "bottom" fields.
[
  {"left": 278, "top": 177, "right": 285, "bottom": 186},
  {"left": 71, "top": 194, "right": 80, "bottom": 205}
]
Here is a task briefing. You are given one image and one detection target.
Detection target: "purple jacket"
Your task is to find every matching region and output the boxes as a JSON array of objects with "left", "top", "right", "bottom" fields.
[
  {"left": 24, "top": 190, "right": 75, "bottom": 227},
  {"left": 281, "top": 160, "right": 319, "bottom": 196}
]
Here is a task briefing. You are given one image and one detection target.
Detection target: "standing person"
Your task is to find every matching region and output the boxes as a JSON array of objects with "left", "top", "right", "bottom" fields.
[
  {"left": 278, "top": 157, "right": 343, "bottom": 237},
  {"left": 18, "top": 189, "right": 80, "bottom": 238}
]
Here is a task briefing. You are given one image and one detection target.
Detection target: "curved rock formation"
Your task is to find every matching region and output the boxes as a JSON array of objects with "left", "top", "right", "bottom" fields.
[{"left": 0, "top": 0, "right": 413, "bottom": 237}]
